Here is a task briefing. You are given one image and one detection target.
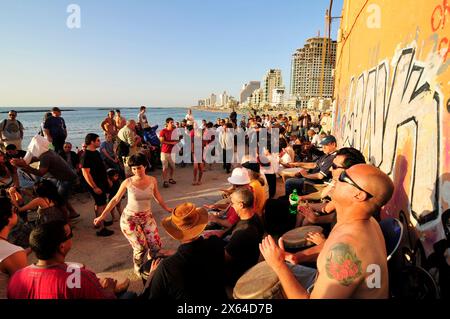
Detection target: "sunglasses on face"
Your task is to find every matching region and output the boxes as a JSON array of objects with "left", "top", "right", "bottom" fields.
[{"left": 338, "top": 170, "right": 373, "bottom": 198}]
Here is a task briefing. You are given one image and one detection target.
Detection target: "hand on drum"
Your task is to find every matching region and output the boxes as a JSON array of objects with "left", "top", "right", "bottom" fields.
[
  {"left": 259, "top": 235, "right": 286, "bottom": 272},
  {"left": 306, "top": 232, "right": 326, "bottom": 245}
]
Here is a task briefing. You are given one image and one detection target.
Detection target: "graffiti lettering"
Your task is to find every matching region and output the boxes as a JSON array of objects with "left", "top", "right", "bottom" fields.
[
  {"left": 438, "top": 37, "right": 450, "bottom": 61},
  {"left": 431, "top": 0, "right": 450, "bottom": 32},
  {"left": 336, "top": 47, "right": 443, "bottom": 226}
]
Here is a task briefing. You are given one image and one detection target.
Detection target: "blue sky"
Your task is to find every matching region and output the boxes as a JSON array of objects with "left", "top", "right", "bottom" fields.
[{"left": 0, "top": 0, "right": 343, "bottom": 108}]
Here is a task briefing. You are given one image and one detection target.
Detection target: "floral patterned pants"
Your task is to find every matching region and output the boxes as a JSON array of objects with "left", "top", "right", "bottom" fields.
[{"left": 120, "top": 209, "right": 162, "bottom": 269}]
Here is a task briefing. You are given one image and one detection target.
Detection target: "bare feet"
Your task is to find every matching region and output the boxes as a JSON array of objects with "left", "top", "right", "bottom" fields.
[{"left": 114, "top": 278, "right": 130, "bottom": 295}]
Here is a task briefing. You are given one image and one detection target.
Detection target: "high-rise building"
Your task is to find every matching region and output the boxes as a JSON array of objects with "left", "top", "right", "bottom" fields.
[
  {"left": 240, "top": 81, "right": 261, "bottom": 103},
  {"left": 290, "top": 37, "right": 337, "bottom": 108},
  {"left": 263, "top": 69, "right": 283, "bottom": 104},
  {"left": 219, "top": 91, "right": 229, "bottom": 108},
  {"left": 210, "top": 93, "right": 217, "bottom": 107}
]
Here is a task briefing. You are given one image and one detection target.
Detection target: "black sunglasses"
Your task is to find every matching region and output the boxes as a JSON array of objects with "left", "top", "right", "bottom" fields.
[{"left": 339, "top": 170, "right": 373, "bottom": 198}]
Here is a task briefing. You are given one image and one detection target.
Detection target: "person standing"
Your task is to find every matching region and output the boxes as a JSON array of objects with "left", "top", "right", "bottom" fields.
[
  {"left": 185, "top": 109, "right": 195, "bottom": 126},
  {"left": 0, "top": 110, "right": 24, "bottom": 151},
  {"left": 298, "top": 108, "right": 311, "bottom": 138},
  {"left": 101, "top": 110, "right": 118, "bottom": 139},
  {"left": 138, "top": 106, "right": 150, "bottom": 130},
  {"left": 93, "top": 154, "right": 172, "bottom": 276},
  {"left": 159, "top": 118, "right": 177, "bottom": 188},
  {"left": 80, "top": 133, "right": 114, "bottom": 237},
  {"left": 117, "top": 120, "right": 141, "bottom": 167},
  {"left": 115, "top": 109, "right": 127, "bottom": 131},
  {"left": 219, "top": 123, "right": 234, "bottom": 174},
  {"left": 43, "top": 107, "right": 67, "bottom": 153}
]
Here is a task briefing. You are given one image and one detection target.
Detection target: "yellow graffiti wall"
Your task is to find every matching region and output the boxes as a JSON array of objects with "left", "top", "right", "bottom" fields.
[{"left": 334, "top": 0, "right": 450, "bottom": 256}]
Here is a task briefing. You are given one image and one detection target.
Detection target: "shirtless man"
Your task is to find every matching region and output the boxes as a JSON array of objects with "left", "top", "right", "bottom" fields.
[
  {"left": 260, "top": 164, "right": 394, "bottom": 298},
  {"left": 101, "top": 110, "right": 118, "bottom": 138}
]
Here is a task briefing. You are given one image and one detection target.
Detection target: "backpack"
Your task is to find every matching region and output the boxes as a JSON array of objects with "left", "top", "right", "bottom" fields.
[{"left": 1, "top": 119, "right": 23, "bottom": 132}]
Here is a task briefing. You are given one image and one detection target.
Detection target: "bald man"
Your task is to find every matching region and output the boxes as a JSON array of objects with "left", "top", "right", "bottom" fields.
[
  {"left": 260, "top": 164, "right": 394, "bottom": 299},
  {"left": 117, "top": 120, "right": 141, "bottom": 160}
]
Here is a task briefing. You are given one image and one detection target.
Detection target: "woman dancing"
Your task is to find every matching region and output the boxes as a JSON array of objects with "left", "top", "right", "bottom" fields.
[{"left": 94, "top": 153, "right": 172, "bottom": 276}]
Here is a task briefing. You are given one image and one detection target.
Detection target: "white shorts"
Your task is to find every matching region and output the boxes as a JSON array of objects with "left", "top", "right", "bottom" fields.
[{"left": 161, "top": 152, "right": 175, "bottom": 170}]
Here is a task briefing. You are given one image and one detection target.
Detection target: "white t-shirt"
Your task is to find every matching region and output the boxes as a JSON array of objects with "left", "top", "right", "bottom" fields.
[
  {"left": 260, "top": 154, "right": 279, "bottom": 175},
  {"left": 0, "top": 240, "right": 24, "bottom": 299}
]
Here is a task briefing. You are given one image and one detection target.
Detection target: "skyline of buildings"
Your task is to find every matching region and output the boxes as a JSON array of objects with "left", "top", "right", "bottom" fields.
[{"left": 197, "top": 35, "right": 336, "bottom": 112}]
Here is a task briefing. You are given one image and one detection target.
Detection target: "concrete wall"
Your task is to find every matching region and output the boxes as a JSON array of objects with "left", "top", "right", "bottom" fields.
[{"left": 334, "top": 0, "right": 450, "bottom": 257}]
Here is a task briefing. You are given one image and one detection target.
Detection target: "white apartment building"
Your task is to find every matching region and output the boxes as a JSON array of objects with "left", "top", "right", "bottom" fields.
[{"left": 240, "top": 81, "right": 261, "bottom": 103}]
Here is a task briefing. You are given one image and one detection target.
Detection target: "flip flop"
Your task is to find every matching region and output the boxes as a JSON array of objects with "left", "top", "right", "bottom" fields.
[
  {"left": 169, "top": 179, "right": 176, "bottom": 184},
  {"left": 163, "top": 181, "right": 169, "bottom": 188}
]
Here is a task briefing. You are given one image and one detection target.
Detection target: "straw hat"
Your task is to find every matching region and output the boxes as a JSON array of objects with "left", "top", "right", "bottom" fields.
[
  {"left": 227, "top": 167, "right": 251, "bottom": 185},
  {"left": 162, "top": 203, "right": 208, "bottom": 241}
]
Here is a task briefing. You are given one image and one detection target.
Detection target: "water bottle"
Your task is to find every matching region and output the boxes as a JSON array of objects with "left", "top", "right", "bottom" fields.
[{"left": 289, "top": 189, "right": 299, "bottom": 215}]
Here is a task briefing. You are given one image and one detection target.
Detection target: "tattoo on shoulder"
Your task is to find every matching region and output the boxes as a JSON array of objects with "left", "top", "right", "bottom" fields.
[{"left": 325, "top": 242, "right": 362, "bottom": 286}]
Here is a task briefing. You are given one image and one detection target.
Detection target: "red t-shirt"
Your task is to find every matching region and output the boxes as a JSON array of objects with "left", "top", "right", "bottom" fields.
[
  {"left": 7, "top": 264, "right": 116, "bottom": 299},
  {"left": 159, "top": 128, "right": 176, "bottom": 154}
]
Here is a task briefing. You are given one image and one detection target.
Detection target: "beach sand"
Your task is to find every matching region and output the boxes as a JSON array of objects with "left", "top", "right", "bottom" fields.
[{"left": 41, "top": 163, "right": 285, "bottom": 295}]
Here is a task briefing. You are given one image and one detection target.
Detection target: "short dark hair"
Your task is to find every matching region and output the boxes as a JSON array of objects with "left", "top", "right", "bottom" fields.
[
  {"left": 115, "top": 109, "right": 121, "bottom": 113},
  {"left": 52, "top": 107, "right": 61, "bottom": 112},
  {"left": 336, "top": 147, "right": 366, "bottom": 169},
  {"left": 127, "top": 153, "right": 148, "bottom": 168},
  {"left": 9, "top": 110, "right": 17, "bottom": 115},
  {"left": 0, "top": 197, "right": 14, "bottom": 231},
  {"left": 279, "top": 137, "right": 288, "bottom": 149},
  {"left": 29, "top": 221, "right": 69, "bottom": 260},
  {"left": 5, "top": 144, "right": 17, "bottom": 151},
  {"left": 166, "top": 117, "right": 174, "bottom": 124},
  {"left": 140, "top": 106, "right": 146, "bottom": 111},
  {"left": 35, "top": 180, "right": 63, "bottom": 207},
  {"left": 85, "top": 133, "right": 99, "bottom": 146}
]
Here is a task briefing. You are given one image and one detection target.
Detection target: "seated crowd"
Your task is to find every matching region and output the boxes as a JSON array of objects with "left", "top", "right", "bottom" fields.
[{"left": 0, "top": 107, "right": 395, "bottom": 299}]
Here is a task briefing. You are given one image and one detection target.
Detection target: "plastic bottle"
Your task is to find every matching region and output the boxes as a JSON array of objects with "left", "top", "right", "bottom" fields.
[{"left": 289, "top": 189, "right": 299, "bottom": 215}]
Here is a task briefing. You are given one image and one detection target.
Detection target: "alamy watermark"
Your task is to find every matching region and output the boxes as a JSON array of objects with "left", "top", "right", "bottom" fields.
[
  {"left": 66, "top": 4, "right": 81, "bottom": 29},
  {"left": 165, "top": 127, "right": 280, "bottom": 165}
]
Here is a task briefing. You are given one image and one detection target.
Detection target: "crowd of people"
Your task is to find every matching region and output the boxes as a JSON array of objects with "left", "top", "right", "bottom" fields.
[{"left": 0, "top": 106, "right": 396, "bottom": 300}]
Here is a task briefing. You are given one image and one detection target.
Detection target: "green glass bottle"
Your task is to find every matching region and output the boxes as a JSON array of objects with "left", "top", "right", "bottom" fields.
[{"left": 289, "top": 189, "right": 299, "bottom": 215}]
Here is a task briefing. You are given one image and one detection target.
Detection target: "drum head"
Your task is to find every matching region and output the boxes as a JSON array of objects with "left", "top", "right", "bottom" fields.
[
  {"left": 233, "top": 261, "right": 283, "bottom": 299},
  {"left": 282, "top": 226, "right": 323, "bottom": 249}
]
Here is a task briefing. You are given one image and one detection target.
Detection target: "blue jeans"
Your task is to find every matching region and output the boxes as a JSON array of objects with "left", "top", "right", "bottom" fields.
[{"left": 285, "top": 177, "right": 306, "bottom": 196}]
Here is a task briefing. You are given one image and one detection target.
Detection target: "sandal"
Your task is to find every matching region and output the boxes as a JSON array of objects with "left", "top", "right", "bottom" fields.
[
  {"left": 163, "top": 181, "right": 169, "bottom": 188},
  {"left": 169, "top": 179, "right": 176, "bottom": 184}
]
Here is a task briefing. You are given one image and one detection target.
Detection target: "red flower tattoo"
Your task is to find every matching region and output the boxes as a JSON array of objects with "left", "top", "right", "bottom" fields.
[{"left": 325, "top": 242, "right": 362, "bottom": 286}]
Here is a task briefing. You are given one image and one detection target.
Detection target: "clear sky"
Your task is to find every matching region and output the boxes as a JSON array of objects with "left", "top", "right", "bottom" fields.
[{"left": 0, "top": 0, "right": 343, "bottom": 108}]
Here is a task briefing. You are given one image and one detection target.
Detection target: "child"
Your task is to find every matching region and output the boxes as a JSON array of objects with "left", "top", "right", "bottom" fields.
[{"left": 107, "top": 168, "right": 123, "bottom": 221}]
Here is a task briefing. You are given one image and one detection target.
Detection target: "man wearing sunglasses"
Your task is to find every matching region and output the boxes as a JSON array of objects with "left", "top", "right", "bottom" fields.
[
  {"left": 0, "top": 110, "right": 24, "bottom": 151},
  {"left": 285, "top": 135, "right": 338, "bottom": 196},
  {"left": 260, "top": 164, "right": 394, "bottom": 298},
  {"left": 7, "top": 221, "right": 130, "bottom": 299}
]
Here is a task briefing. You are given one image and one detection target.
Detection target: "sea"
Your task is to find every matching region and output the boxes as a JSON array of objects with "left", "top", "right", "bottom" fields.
[{"left": 0, "top": 107, "right": 237, "bottom": 150}]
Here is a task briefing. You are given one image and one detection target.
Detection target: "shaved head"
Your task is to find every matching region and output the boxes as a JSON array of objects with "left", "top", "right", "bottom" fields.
[{"left": 346, "top": 164, "right": 394, "bottom": 208}]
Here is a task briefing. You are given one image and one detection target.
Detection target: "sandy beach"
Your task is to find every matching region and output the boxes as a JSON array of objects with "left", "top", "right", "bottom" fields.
[{"left": 36, "top": 163, "right": 284, "bottom": 295}]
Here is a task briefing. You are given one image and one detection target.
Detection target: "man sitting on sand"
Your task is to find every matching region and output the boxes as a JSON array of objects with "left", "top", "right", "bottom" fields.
[{"left": 260, "top": 164, "right": 394, "bottom": 298}]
